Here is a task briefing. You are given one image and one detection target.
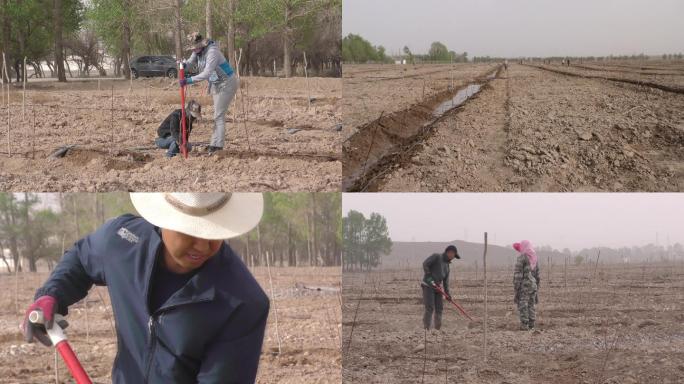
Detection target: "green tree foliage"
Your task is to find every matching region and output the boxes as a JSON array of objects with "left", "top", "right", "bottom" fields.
[
  {"left": 0, "top": 192, "right": 340, "bottom": 274},
  {"left": 0, "top": 0, "right": 82, "bottom": 81},
  {"left": 341, "top": 33, "right": 391, "bottom": 63},
  {"left": 343, "top": 210, "right": 392, "bottom": 271},
  {"left": 229, "top": 192, "right": 341, "bottom": 267},
  {"left": 428, "top": 41, "right": 449, "bottom": 62}
]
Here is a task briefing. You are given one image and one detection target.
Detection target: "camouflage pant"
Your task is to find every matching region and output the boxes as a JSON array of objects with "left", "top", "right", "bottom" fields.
[
  {"left": 517, "top": 290, "right": 536, "bottom": 326},
  {"left": 422, "top": 286, "right": 443, "bottom": 330}
]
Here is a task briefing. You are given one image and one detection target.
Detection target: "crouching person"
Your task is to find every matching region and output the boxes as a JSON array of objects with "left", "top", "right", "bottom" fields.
[
  {"left": 21, "top": 192, "right": 269, "bottom": 383},
  {"left": 156, "top": 99, "right": 202, "bottom": 157}
]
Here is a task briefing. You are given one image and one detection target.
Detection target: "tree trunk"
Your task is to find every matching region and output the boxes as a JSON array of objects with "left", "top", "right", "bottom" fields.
[
  {"left": 311, "top": 194, "right": 318, "bottom": 266},
  {"left": 283, "top": 5, "right": 292, "bottom": 78},
  {"left": 226, "top": 0, "right": 235, "bottom": 66},
  {"left": 205, "top": 0, "right": 212, "bottom": 38},
  {"left": 54, "top": 0, "right": 66, "bottom": 82},
  {"left": 174, "top": 0, "right": 183, "bottom": 62},
  {"left": 256, "top": 225, "right": 263, "bottom": 267},
  {"left": 121, "top": 6, "right": 131, "bottom": 80}
]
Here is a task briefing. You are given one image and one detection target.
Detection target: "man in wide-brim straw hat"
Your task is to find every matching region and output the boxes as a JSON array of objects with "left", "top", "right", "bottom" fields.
[
  {"left": 179, "top": 32, "right": 239, "bottom": 155},
  {"left": 21, "top": 193, "right": 269, "bottom": 383}
]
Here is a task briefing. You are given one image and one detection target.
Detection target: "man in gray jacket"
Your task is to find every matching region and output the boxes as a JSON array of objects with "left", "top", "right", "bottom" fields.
[{"left": 421, "top": 245, "right": 460, "bottom": 330}]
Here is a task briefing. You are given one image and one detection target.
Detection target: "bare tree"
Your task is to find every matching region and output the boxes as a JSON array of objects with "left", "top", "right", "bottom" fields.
[
  {"left": 174, "top": 0, "right": 183, "bottom": 60},
  {"left": 205, "top": 0, "right": 213, "bottom": 38},
  {"left": 54, "top": 0, "right": 67, "bottom": 82},
  {"left": 226, "top": 0, "right": 235, "bottom": 65}
]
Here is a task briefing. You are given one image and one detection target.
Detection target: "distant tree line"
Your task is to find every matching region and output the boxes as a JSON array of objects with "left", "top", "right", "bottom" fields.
[
  {"left": 0, "top": 192, "right": 341, "bottom": 274},
  {"left": 228, "top": 193, "right": 341, "bottom": 268},
  {"left": 0, "top": 193, "right": 134, "bottom": 272},
  {"left": 343, "top": 210, "right": 392, "bottom": 271},
  {"left": 0, "top": 0, "right": 341, "bottom": 82},
  {"left": 534, "top": 243, "right": 684, "bottom": 265},
  {"left": 341, "top": 34, "right": 392, "bottom": 64},
  {"left": 342, "top": 36, "right": 468, "bottom": 64},
  {"left": 516, "top": 53, "right": 684, "bottom": 63}
]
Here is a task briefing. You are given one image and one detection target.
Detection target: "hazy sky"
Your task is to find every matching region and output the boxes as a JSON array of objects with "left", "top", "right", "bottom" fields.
[
  {"left": 343, "top": 0, "right": 684, "bottom": 57},
  {"left": 343, "top": 194, "right": 684, "bottom": 251}
]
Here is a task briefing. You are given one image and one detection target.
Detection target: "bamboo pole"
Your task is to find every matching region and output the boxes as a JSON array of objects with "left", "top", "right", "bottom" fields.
[
  {"left": 111, "top": 84, "right": 114, "bottom": 144},
  {"left": 32, "top": 107, "right": 35, "bottom": 159},
  {"left": 54, "top": 349, "right": 59, "bottom": 384},
  {"left": 564, "top": 256, "right": 568, "bottom": 291},
  {"left": 4, "top": 52, "right": 10, "bottom": 157},
  {"left": 84, "top": 291, "right": 90, "bottom": 343},
  {"left": 483, "top": 232, "right": 488, "bottom": 363},
  {"left": 22, "top": 57, "right": 26, "bottom": 122},
  {"left": 265, "top": 251, "right": 281, "bottom": 355},
  {"left": 303, "top": 51, "right": 311, "bottom": 109}
]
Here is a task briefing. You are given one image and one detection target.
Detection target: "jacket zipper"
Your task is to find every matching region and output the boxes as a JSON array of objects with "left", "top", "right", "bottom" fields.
[
  {"left": 142, "top": 297, "right": 213, "bottom": 383},
  {"left": 144, "top": 315, "right": 157, "bottom": 383}
]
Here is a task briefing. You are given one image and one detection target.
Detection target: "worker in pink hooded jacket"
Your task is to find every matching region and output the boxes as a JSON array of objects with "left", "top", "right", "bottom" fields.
[{"left": 513, "top": 240, "right": 541, "bottom": 330}]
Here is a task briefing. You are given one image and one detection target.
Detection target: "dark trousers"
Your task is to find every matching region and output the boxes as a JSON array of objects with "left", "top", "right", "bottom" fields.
[{"left": 422, "top": 285, "right": 443, "bottom": 330}]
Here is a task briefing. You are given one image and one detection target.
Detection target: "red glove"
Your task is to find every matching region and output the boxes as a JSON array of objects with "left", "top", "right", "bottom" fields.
[{"left": 22, "top": 295, "right": 58, "bottom": 346}]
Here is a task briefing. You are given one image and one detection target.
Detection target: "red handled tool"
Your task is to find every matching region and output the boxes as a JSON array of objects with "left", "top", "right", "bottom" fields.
[
  {"left": 432, "top": 283, "right": 475, "bottom": 322},
  {"left": 178, "top": 62, "right": 188, "bottom": 158},
  {"left": 29, "top": 310, "right": 92, "bottom": 384}
]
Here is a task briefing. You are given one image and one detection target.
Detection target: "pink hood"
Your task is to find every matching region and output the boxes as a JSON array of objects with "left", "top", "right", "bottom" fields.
[{"left": 513, "top": 240, "right": 538, "bottom": 270}]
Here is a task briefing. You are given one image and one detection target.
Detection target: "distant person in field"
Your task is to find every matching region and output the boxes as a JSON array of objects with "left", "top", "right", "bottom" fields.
[
  {"left": 421, "top": 245, "right": 460, "bottom": 330},
  {"left": 504, "top": 59, "right": 508, "bottom": 71},
  {"left": 179, "top": 32, "right": 239, "bottom": 155},
  {"left": 513, "top": 240, "right": 541, "bottom": 330},
  {"left": 155, "top": 99, "right": 202, "bottom": 157}
]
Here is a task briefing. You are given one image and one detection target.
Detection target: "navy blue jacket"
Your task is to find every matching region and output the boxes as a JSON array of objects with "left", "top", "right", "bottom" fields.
[{"left": 35, "top": 214, "right": 269, "bottom": 383}]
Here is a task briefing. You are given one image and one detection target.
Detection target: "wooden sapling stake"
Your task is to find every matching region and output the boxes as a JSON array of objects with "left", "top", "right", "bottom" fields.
[
  {"left": 23, "top": 57, "right": 27, "bottom": 122},
  {"left": 303, "top": 51, "right": 311, "bottom": 109},
  {"left": 483, "top": 232, "right": 488, "bottom": 363},
  {"left": 265, "top": 252, "right": 281, "bottom": 354},
  {"left": 3, "top": 52, "right": 10, "bottom": 157},
  {"left": 110, "top": 85, "right": 114, "bottom": 144}
]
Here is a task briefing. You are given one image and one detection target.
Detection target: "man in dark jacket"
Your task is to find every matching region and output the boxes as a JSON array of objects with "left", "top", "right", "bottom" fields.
[
  {"left": 155, "top": 99, "right": 202, "bottom": 157},
  {"left": 421, "top": 245, "right": 460, "bottom": 330},
  {"left": 22, "top": 192, "right": 268, "bottom": 383}
]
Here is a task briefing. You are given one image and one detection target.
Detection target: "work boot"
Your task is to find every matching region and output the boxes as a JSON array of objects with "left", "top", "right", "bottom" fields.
[
  {"left": 207, "top": 146, "right": 222, "bottom": 155},
  {"left": 528, "top": 321, "right": 535, "bottom": 330},
  {"left": 519, "top": 322, "right": 529, "bottom": 331}
]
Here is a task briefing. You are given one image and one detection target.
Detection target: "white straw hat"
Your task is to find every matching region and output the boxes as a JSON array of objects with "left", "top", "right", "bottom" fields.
[{"left": 130, "top": 193, "right": 263, "bottom": 240}]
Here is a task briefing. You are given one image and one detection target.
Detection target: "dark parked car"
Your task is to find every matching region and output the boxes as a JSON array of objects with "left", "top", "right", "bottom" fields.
[{"left": 129, "top": 55, "right": 197, "bottom": 79}]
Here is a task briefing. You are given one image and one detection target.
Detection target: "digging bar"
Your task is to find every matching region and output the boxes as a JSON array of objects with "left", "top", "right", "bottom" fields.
[
  {"left": 29, "top": 310, "right": 93, "bottom": 384},
  {"left": 432, "top": 283, "right": 475, "bottom": 322}
]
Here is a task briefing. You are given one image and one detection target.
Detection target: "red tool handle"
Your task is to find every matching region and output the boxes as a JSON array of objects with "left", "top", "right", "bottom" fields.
[
  {"left": 433, "top": 284, "right": 475, "bottom": 322},
  {"left": 56, "top": 340, "right": 92, "bottom": 384},
  {"left": 179, "top": 63, "right": 188, "bottom": 158}
]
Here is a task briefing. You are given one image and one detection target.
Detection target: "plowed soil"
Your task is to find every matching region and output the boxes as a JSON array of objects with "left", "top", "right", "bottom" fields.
[
  {"left": 355, "top": 64, "right": 684, "bottom": 191},
  {"left": 0, "top": 77, "right": 341, "bottom": 191},
  {"left": 0, "top": 267, "right": 341, "bottom": 383},
  {"left": 342, "top": 263, "right": 684, "bottom": 383}
]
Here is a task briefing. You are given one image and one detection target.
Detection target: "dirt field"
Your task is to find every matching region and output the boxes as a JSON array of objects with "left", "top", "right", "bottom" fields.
[
  {"left": 0, "top": 76, "right": 341, "bottom": 192},
  {"left": 343, "top": 63, "right": 684, "bottom": 192},
  {"left": 0, "top": 266, "right": 341, "bottom": 383},
  {"left": 342, "top": 262, "right": 684, "bottom": 383},
  {"left": 342, "top": 63, "right": 498, "bottom": 138},
  {"left": 341, "top": 63, "right": 500, "bottom": 190}
]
